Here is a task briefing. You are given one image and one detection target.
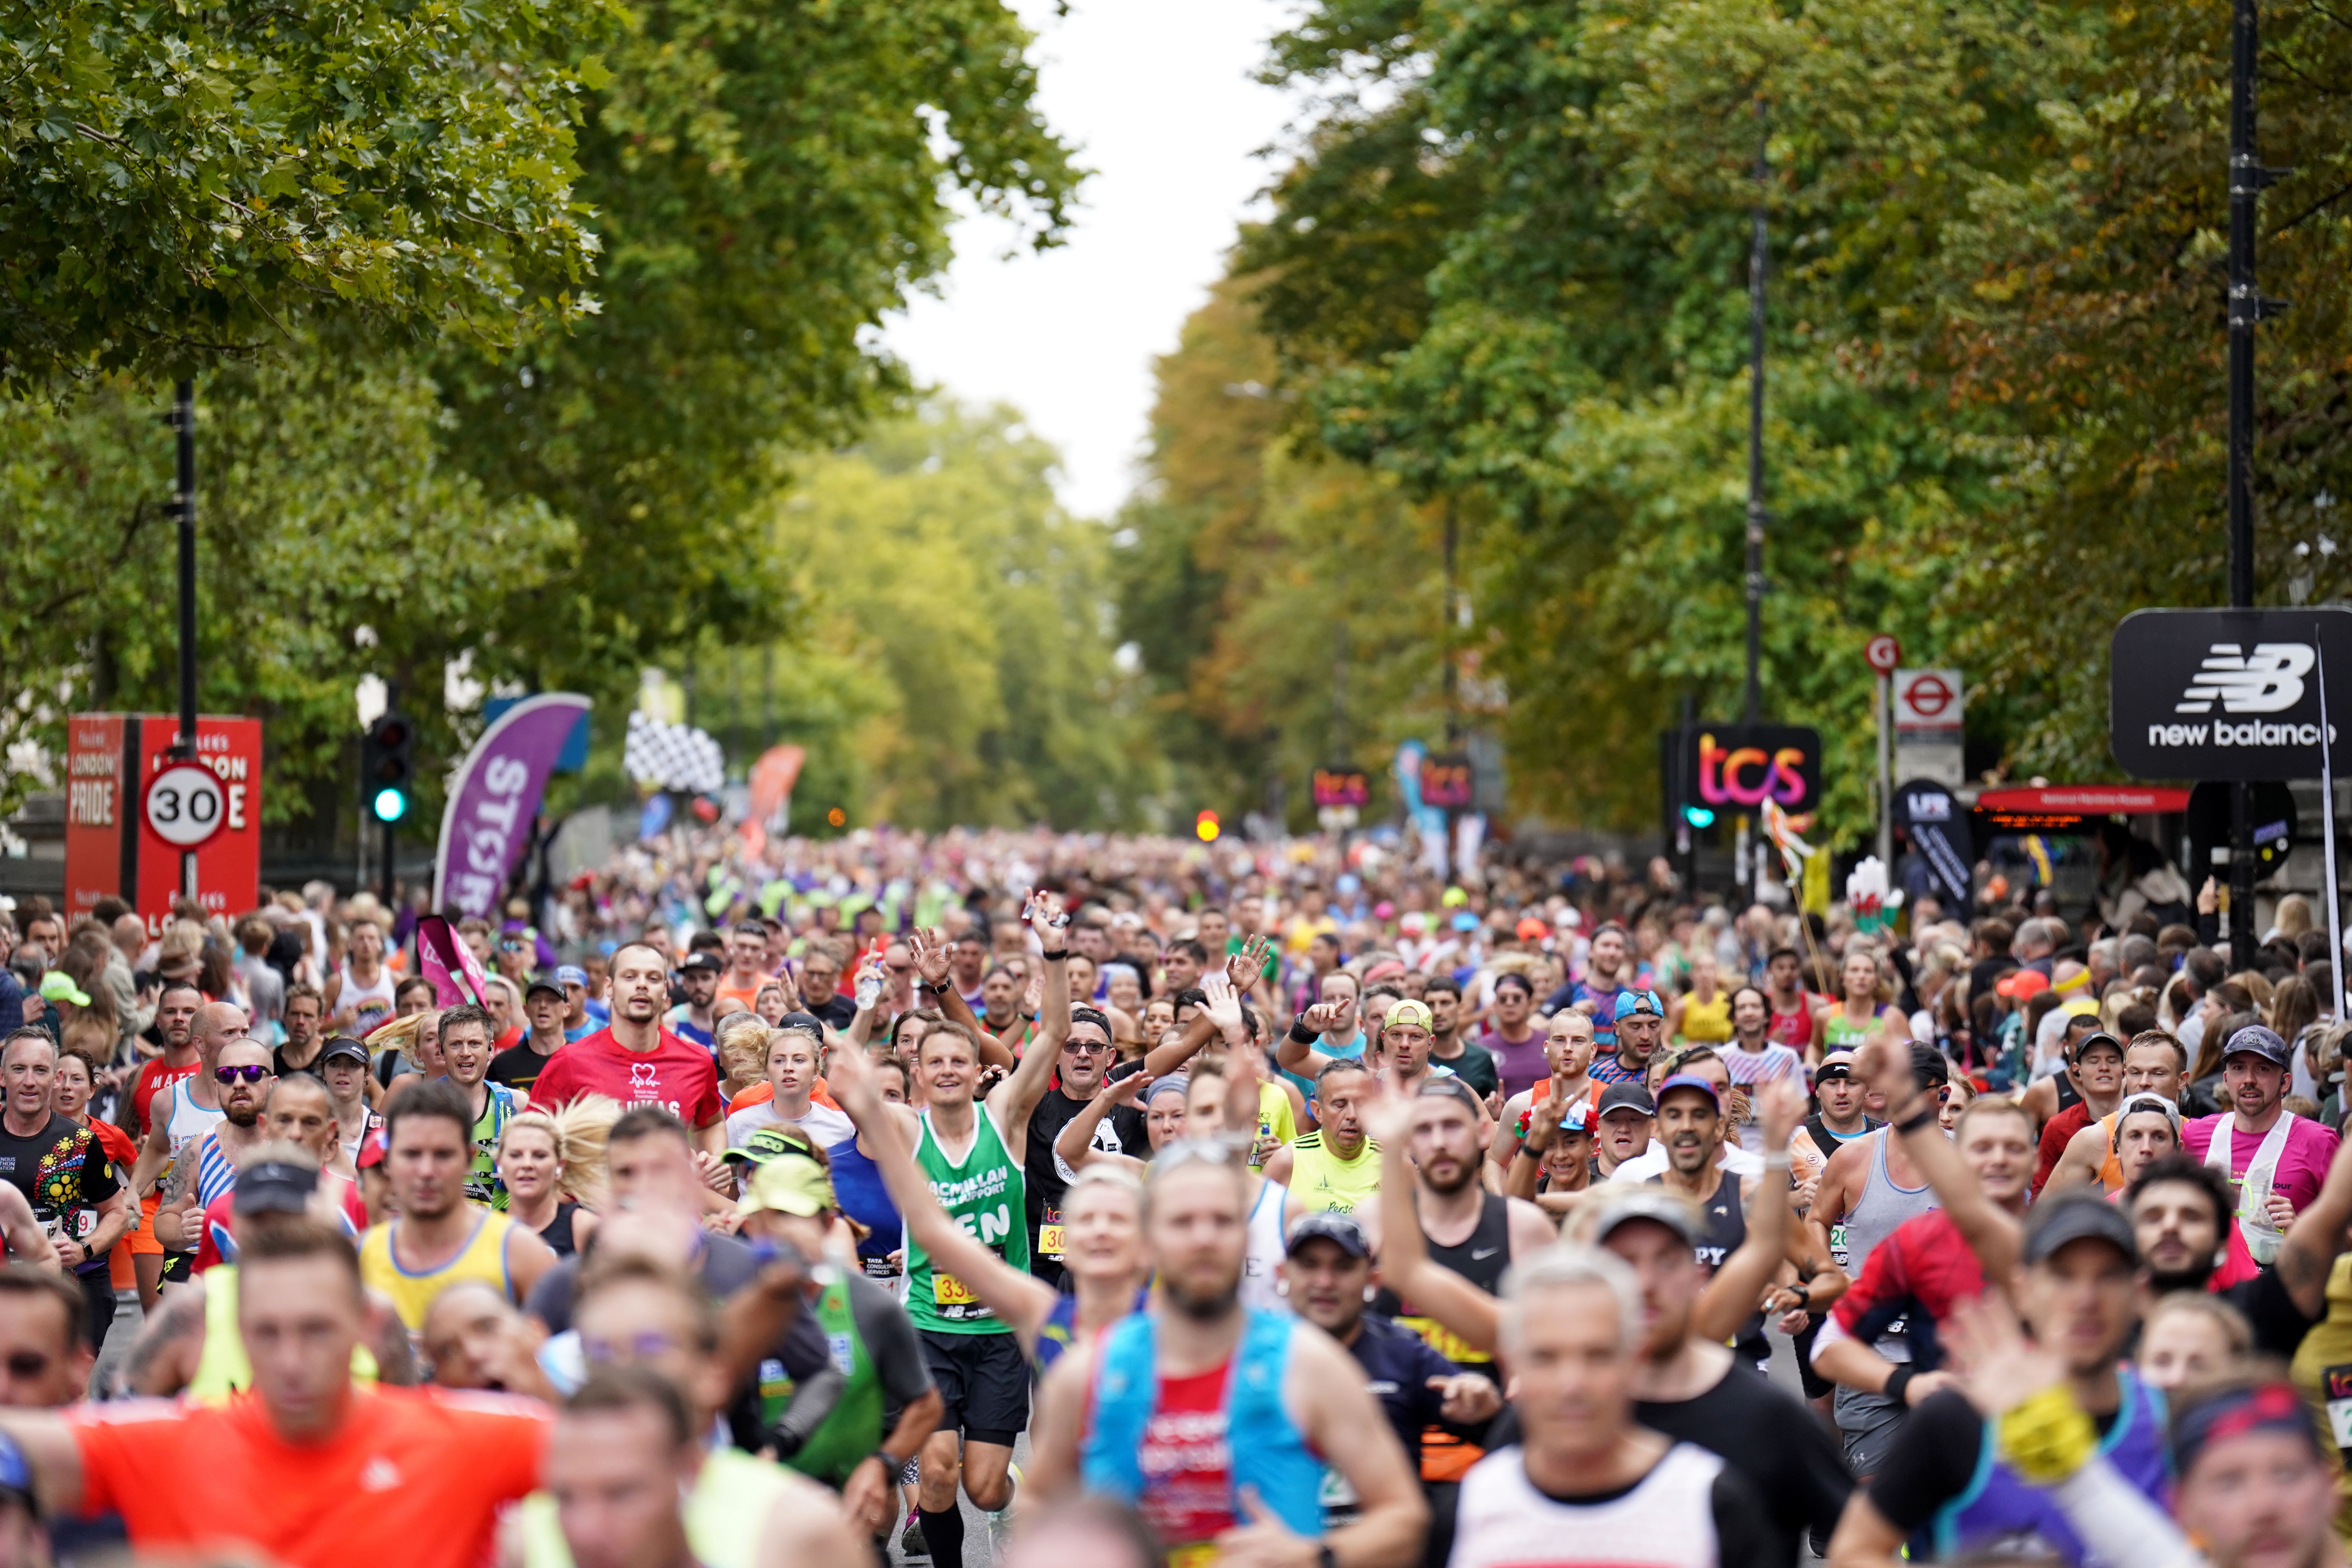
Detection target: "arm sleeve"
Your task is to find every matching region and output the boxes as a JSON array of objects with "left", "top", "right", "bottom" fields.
[
  {"left": 1865, "top": 1390, "right": 1988, "bottom": 1535},
  {"left": 850, "top": 1276, "right": 935, "bottom": 1405},
  {"left": 769, "top": 1364, "right": 850, "bottom": 1454},
  {"left": 1710, "top": 1466, "right": 1777, "bottom": 1568},
  {"left": 2043, "top": 1457, "right": 2201, "bottom": 1568}
]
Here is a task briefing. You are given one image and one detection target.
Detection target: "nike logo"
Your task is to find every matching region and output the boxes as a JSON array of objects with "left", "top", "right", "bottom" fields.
[{"left": 1470, "top": 1247, "right": 1501, "bottom": 1260}]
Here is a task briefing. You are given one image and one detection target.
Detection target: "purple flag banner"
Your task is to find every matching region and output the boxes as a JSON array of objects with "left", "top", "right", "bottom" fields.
[{"left": 432, "top": 692, "right": 592, "bottom": 920}]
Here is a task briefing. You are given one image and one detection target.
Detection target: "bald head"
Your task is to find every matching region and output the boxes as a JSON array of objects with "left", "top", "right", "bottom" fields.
[
  {"left": 192, "top": 1002, "right": 249, "bottom": 1063},
  {"left": 422, "top": 1280, "right": 531, "bottom": 1391}
]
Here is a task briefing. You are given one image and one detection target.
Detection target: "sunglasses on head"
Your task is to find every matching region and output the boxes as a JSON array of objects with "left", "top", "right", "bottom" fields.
[{"left": 215, "top": 1064, "right": 270, "bottom": 1084}]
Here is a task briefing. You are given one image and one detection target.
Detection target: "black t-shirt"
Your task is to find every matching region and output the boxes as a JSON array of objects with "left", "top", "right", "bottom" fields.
[
  {"left": 1024, "top": 1066, "right": 1149, "bottom": 1284},
  {"left": 272, "top": 1042, "right": 326, "bottom": 1082},
  {"left": 1346, "top": 1313, "right": 1462, "bottom": 1465},
  {"left": 0, "top": 1112, "right": 120, "bottom": 1264},
  {"left": 2220, "top": 1270, "right": 2320, "bottom": 1359},
  {"left": 1637, "top": 1361, "right": 1853, "bottom": 1568},
  {"left": 488, "top": 1038, "right": 561, "bottom": 1093},
  {"left": 1432, "top": 1037, "right": 1500, "bottom": 1099},
  {"left": 1868, "top": 1387, "right": 2123, "bottom": 1537},
  {"left": 806, "top": 994, "right": 858, "bottom": 1031}
]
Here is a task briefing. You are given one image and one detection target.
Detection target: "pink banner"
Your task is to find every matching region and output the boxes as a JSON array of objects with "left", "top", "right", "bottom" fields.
[{"left": 416, "top": 915, "right": 493, "bottom": 1009}]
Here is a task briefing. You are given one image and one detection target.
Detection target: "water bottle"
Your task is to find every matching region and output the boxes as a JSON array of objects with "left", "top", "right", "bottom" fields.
[{"left": 855, "top": 971, "right": 882, "bottom": 1011}]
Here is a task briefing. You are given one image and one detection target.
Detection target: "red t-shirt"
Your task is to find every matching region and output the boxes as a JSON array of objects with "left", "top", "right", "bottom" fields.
[
  {"left": 71, "top": 1384, "right": 550, "bottom": 1568},
  {"left": 194, "top": 1175, "right": 370, "bottom": 1272},
  {"left": 1134, "top": 1361, "right": 1238, "bottom": 1548},
  {"left": 526, "top": 1026, "right": 722, "bottom": 1128},
  {"left": 2033, "top": 1100, "right": 2097, "bottom": 1195},
  {"left": 131, "top": 1058, "right": 200, "bottom": 1141}
]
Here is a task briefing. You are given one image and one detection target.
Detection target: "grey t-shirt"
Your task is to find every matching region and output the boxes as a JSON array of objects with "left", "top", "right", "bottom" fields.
[{"left": 524, "top": 1228, "right": 763, "bottom": 1333}]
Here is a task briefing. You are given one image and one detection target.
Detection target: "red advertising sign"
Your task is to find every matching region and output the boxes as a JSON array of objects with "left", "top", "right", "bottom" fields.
[{"left": 62, "top": 713, "right": 262, "bottom": 931}]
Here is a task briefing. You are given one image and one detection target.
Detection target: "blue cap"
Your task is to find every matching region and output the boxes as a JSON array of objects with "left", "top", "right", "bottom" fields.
[
  {"left": 1656, "top": 1073, "right": 1722, "bottom": 1109},
  {"left": 1612, "top": 988, "right": 1664, "bottom": 1022},
  {"left": 1450, "top": 911, "right": 1479, "bottom": 932},
  {"left": 1559, "top": 1098, "right": 1592, "bottom": 1134},
  {"left": 556, "top": 965, "right": 589, "bottom": 988}
]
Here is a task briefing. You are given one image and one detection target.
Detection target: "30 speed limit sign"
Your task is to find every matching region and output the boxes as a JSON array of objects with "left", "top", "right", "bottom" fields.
[{"left": 145, "top": 764, "right": 227, "bottom": 849}]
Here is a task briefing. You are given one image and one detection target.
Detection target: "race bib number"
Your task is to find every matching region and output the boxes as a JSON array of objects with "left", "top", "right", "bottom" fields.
[
  {"left": 2325, "top": 1366, "right": 2352, "bottom": 1452},
  {"left": 1037, "top": 1218, "right": 1067, "bottom": 1260},
  {"left": 1169, "top": 1546, "right": 1218, "bottom": 1568},
  {"left": 932, "top": 1272, "right": 979, "bottom": 1307},
  {"left": 1829, "top": 1222, "right": 1850, "bottom": 1270}
]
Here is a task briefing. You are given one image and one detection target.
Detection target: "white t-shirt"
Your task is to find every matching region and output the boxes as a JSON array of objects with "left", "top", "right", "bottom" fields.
[
  {"left": 723, "top": 1100, "right": 856, "bottom": 1152},
  {"left": 1608, "top": 1141, "right": 1764, "bottom": 1185}
]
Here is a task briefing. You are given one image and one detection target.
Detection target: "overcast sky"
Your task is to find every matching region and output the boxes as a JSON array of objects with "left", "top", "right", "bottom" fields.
[{"left": 880, "top": 0, "right": 1301, "bottom": 521}]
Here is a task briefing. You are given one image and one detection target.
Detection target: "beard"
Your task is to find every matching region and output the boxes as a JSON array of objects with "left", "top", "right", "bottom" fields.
[
  {"left": 1421, "top": 1153, "right": 1481, "bottom": 1196},
  {"left": 225, "top": 1102, "right": 262, "bottom": 1128},
  {"left": 1161, "top": 1268, "right": 1241, "bottom": 1321},
  {"left": 2149, "top": 1257, "right": 2218, "bottom": 1295}
]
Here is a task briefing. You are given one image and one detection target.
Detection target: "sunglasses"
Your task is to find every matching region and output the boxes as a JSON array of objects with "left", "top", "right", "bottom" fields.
[
  {"left": 215, "top": 1064, "right": 270, "bottom": 1084},
  {"left": 1062, "top": 1040, "right": 1112, "bottom": 1055},
  {"left": 582, "top": 1332, "right": 683, "bottom": 1364}
]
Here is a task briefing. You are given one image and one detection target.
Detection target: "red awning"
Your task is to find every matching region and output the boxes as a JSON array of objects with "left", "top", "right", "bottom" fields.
[{"left": 1973, "top": 786, "right": 2191, "bottom": 815}]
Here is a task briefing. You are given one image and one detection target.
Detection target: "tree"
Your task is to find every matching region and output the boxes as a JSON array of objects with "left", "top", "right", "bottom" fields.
[{"left": 0, "top": 0, "right": 610, "bottom": 385}]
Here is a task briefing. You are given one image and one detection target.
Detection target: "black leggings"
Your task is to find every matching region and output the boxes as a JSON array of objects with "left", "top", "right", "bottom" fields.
[{"left": 77, "top": 1267, "right": 116, "bottom": 1356}]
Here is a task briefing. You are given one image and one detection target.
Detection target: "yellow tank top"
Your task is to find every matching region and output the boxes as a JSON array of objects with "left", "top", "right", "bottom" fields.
[
  {"left": 360, "top": 1210, "right": 517, "bottom": 1331},
  {"left": 1286, "top": 1131, "right": 1381, "bottom": 1216},
  {"left": 1679, "top": 992, "right": 1732, "bottom": 1043},
  {"left": 2289, "top": 1254, "right": 2352, "bottom": 1546}
]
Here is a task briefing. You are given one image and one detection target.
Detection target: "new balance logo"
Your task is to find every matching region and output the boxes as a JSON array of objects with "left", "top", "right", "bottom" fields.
[{"left": 2176, "top": 642, "right": 2314, "bottom": 714}]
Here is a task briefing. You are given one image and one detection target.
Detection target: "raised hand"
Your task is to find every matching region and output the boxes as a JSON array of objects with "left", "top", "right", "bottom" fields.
[
  {"left": 1227, "top": 933, "right": 1272, "bottom": 991},
  {"left": 1299, "top": 1001, "right": 1343, "bottom": 1037},
  {"left": 1099, "top": 1071, "right": 1151, "bottom": 1109},
  {"left": 1201, "top": 970, "right": 1245, "bottom": 1035},
  {"left": 1523, "top": 1086, "right": 1567, "bottom": 1153},
  {"left": 1360, "top": 1080, "right": 1417, "bottom": 1147},
  {"left": 1027, "top": 888, "right": 1069, "bottom": 945},
  {"left": 909, "top": 928, "right": 953, "bottom": 987}
]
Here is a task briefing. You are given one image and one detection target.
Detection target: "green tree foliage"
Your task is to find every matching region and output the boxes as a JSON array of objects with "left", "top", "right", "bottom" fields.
[
  {"left": 0, "top": 355, "right": 570, "bottom": 818},
  {"left": 748, "top": 401, "right": 1160, "bottom": 831},
  {"left": 1218, "top": 0, "right": 2352, "bottom": 840},
  {"left": 432, "top": 0, "right": 1082, "bottom": 710},
  {"left": 0, "top": 0, "right": 611, "bottom": 385}
]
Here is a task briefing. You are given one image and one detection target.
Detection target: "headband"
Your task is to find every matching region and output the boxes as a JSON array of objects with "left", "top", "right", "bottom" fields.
[{"left": 2171, "top": 1382, "right": 2326, "bottom": 1477}]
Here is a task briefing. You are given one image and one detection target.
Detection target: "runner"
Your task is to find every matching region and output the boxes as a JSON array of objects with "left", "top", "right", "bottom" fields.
[
  {"left": 274, "top": 985, "right": 327, "bottom": 1080},
  {"left": 528, "top": 942, "right": 726, "bottom": 1162},
  {"left": 717, "top": 920, "right": 774, "bottom": 1017},
  {"left": 720, "top": 1018, "right": 854, "bottom": 1155},
  {"left": 1486, "top": 1010, "right": 1597, "bottom": 1185},
  {"left": 529, "top": 1362, "right": 862, "bottom": 1568},
  {"left": 0, "top": 1032, "right": 123, "bottom": 1351},
  {"left": 1762, "top": 948, "right": 1818, "bottom": 1052},
  {"left": 358, "top": 1080, "right": 555, "bottom": 1334},
  {"left": 1422, "top": 978, "right": 1497, "bottom": 1100},
  {"left": 1029, "top": 1140, "right": 1428, "bottom": 1568},
  {"left": 1262, "top": 1060, "right": 1380, "bottom": 1217},
  {"left": 2180, "top": 1022, "right": 2339, "bottom": 1266},
  {"left": 1669, "top": 953, "right": 1734, "bottom": 1045},
  {"left": 436, "top": 1004, "right": 519, "bottom": 1209},
  {"left": 496, "top": 1110, "right": 603, "bottom": 1259},
  {"left": 1449, "top": 1243, "right": 1772, "bottom": 1568},
  {"left": 1826, "top": 1195, "right": 2166, "bottom": 1568},
  {"left": 1789, "top": 1050, "right": 1877, "bottom": 1201},
  {"left": 325, "top": 917, "right": 398, "bottom": 1038},
  {"left": 2031, "top": 1030, "right": 2128, "bottom": 1194},
  {"left": 492, "top": 977, "right": 573, "bottom": 1094},
  {"left": 1475, "top": 973, "right": 1545, "bottom": 1098},
  {"left": 1544, "top": 921, "right": 1632, "bottom": 1054},
  {"left": 124, "top": 998, "right": 243, "bottom": 1288},
  {"left": 2044, "top": 1031, "right": 2188, "bottom": 1194},
  {"left": 1588, "top": 989, "right": 1666, "bottom": 1087},
  {"left": 1716, "top": 985, "right": 1804, "bottom": 1151},
  {"left": 0, "top": 1217, "right": 551, "bottom": 1568},
  {"left": 320, "top": 1036, "right": 374, "bottom": 1167},
  {"left": 1815, "top": 949, "right": 1909, "bottom": 1053},
  {"left": 667, "top": 952, "right": 724, "bottom": 1050},
  {"left": 2127, "top": 1142, "right": 2352, "bottom": 1357},
  {"left": 49, "top": 1044, "right": 134, "bottom": 1354}
]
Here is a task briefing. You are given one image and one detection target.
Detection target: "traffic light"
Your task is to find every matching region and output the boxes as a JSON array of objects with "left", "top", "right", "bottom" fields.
[
  {"left": 363, "top": 713, "right": 416, "bottom": 824},
  {"left": 1194, "top": 809, "right": 1221, "bottom": 843},
  {"left": 1681, "top": 804, "right": 1717, "bottom": 829}
]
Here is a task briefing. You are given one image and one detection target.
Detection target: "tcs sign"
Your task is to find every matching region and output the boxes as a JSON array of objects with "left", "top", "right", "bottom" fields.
[{"left": 1685, "top": 725, "right": 1822, "bottom": 811}]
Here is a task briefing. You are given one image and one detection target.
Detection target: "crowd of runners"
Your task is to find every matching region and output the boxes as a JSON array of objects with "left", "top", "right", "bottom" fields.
[{"left": 0, "top": 822, "right": 2343, "bottom": 1568}]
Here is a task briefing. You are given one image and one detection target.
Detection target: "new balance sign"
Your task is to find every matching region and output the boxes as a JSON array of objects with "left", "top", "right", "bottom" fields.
[{"left": 2111, "top": 608, "right": 2352, "bottom": 781}]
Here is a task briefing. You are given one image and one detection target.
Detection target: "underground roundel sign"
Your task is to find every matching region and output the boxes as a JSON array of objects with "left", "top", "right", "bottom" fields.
[
  {"left": 2111, "top": 606, "right": 2352, "bottom": 782},
  {"left": 145, "top": 762, "right": 227, "bottom": 849}
]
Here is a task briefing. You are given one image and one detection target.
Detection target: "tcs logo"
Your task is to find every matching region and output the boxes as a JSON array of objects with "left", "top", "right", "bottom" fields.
[{"left": 1696, "top": 733, "right": 1811, "bottom": 809}]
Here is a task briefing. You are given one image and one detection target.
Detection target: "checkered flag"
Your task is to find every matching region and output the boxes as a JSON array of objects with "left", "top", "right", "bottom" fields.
[{"left": 624, "top": 710, "right": 725, "bottom": 794}]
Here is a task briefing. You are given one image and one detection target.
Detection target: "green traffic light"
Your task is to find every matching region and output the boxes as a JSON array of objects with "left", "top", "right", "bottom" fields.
[
  {"left": 1682, "top": 804, "right": 1716, "bottom": 828},
  {"left": 371, "top": 786, "right": 410, "bottom": 823}
]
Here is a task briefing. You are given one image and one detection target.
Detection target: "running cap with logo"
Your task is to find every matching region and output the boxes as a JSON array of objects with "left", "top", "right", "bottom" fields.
[
  {"left": 1287, "top": 1210, "right": 1372, "bottom": 1259},
  {"left": 1596, "top": 1082, "right": 1657, "bottom": 1119},
  {"left": 1383, "top": 998, "right": 1435, "bottom": 1034},
  {"left": 2068, "top": 1029, "right": 2127, "bottom": 1063},
  {"left": 1613, "top": 989, "right": 1666, "bottom": 1022},
  {"left": 722, "top": 1124, "right": 815, "bottom": 1167},
  {"left": 320, "top": 1037, "right": 369, "bottom": 1067},
  {"left": 1909, "top": 1041, "right": 1952, "bottom": 1087},
  {"left": 2222, "top": 1024, "right": 2292, "bottom": 1069},
  {"left": 2023, "top": 1191, "right": 2139, "bottom": 1267},
  {"left": 36, "top": 972, "right": 89, "bottom": 1007},
  {"left": 1816, "top": 1051, "right": 1859, "bottom": 1081},
  {"left": 1590, "top": 1189, "right": 1702, "bottom": 1247},
  {"left": 556, "top": 965, "right": 590, "bottom": 989},
  {"left": 524, "top": 976, "right": 564, "bottom": 1003},
  {"left": 679, "top": 952, "right": 724, "bottom": 976}
]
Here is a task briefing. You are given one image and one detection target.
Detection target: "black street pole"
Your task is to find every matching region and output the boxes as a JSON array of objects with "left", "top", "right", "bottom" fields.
[
  {"left": 1743, "top": 98, "right": 1768, "bottom": 726},
  {"left": 2226, "top": 0, "right": 2279, "bottom": 963},
  {"left": 1443, "top": 507, "right": 1461, "bottom": 743},
  {"left": 171, "top": 378, "right": 199, "bottom": 901}
]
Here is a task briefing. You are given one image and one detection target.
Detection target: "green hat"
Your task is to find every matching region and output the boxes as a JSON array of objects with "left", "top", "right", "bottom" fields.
[
  {"left": 38, "top": 972, "right": 90, "bottom": 1008},
  {"left": 721, "top": 1123, "right": 813, "bottom": 1167},
  {"left": 736, "top": 1155, "right": 836, "bottom": 1219}
]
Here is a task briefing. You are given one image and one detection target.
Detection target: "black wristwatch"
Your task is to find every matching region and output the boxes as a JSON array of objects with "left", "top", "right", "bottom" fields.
[{"left": 1040, "top": 948, "right": 1070, "bottom": 962}]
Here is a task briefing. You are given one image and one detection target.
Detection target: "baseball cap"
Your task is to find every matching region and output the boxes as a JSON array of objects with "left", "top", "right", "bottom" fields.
[
  {"left": 524, "top": 976, "right": 564, "bottom": 1003},
  {"left": 234, "top": 1160, "right": 319, "bottom": 1218},
  {"left": 1655, "top": 1073, "right": 1721, "bottom": 1110},
  {"left": 1613, "top": 988, "right": 1665, "bottom": 1022},
  {"left": 2112, "top": 1093, "right": 2184, "bottom": 1147},
  {"left": 1286, "top": 1210, "right": 1372, "bottom": 1259},
  {"left": 1558, "top": 1098, "right": 1593, "bottom": 1134},
  {"left": 2223, "top": 1024, "right": 2292, "bottom": 1069},
  {"left": 1596, "top": 1082, "right": 1657, "bottom": 1119},
  {"left": 1384, "top": 999, "right": 1435, "bottom": 1033},
  {"left": 1909, "top": 1040, "right": 1951, "bottom": 1087},
  {"left": 1417, "top": 1077, "right": 1485, "bottom": 1118},
  {"left": 321, "top": 1037, "right": 370, "bottom": 1068},
  {"left": 1591, "top": 1189, "right": 1703, "bottom": 1247},
  {"left": 2023, "top": 1191, "right": 2139, "bottom": 1267},
  {"left": 1450, "top": 912, "right": 1479, "bottom": 932},
  {"left": 2068, "top": 1029, "right": 2126, "bottom": 1064},
  {"left": 556, "top": 965, "right": 590, "bottom": 989},
  {"left": 1816, "top": 1051, "right": 1858, "bottom": 1081},
  {"left": 680, "top": 952, "right": 724, "bottom": 975},
  {"left": 36, "top": 971, "right": 89, "bottom": 1008},
  {"left": 736, "top": 1155, "right": 837, "bottom": 1219},
  {"left": 723, "top": 1124, "right": 816, "bottom": 1167},
  {"left": 1995, "top": 969, "right": 2050, "bottom": 1001},
  {"left": 1515, "top": 916, "right": 1548, "bottom": 941}
]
